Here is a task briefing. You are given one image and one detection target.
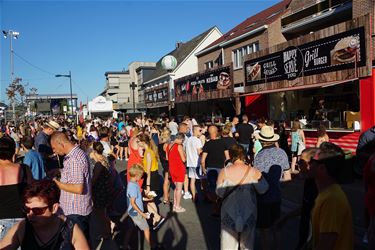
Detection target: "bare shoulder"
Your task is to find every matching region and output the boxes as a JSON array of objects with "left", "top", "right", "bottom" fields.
[{"left": 250, "top": 167, "right": 262, "bottom": 180}]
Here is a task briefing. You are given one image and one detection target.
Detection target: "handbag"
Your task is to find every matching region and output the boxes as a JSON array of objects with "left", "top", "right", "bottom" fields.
[
  {"left": 297, "top": 141, "right": 306, "bottom": 156},
  {"left": 213, "top": 167, "right": 250, "bottom": 214}
]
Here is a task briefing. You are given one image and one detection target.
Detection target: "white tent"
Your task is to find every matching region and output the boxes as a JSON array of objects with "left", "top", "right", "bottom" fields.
[{"left": 88, "top": 96, "right": 113, "bottom": 117}]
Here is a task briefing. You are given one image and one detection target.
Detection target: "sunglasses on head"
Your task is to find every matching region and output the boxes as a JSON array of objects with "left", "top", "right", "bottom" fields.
[{"left": 23, "top": 205, "right": 50, "bottom": 215}]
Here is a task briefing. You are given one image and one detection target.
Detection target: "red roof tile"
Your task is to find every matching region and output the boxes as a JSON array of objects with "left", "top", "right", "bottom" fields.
[{"left": 201, "top": 0, "right": 291, "bottom": 52}]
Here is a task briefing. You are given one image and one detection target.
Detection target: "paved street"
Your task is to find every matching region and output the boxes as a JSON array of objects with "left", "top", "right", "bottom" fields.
[{"left": 111, "top": 160, "right": 368, "bottom": 250}]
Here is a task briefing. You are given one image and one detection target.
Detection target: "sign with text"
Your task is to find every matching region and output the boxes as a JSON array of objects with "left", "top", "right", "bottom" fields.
[
  {"left": 145, "top": 87, "right": 168, "bottom": 103},
  {"left": 245, "top": 26, "right": 366, "bottom": 86},
  {"left": 174, "top": 66, "right": 232, "bottom": 103}
]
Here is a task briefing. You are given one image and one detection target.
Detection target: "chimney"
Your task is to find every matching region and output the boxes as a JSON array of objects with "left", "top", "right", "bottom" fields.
[{"left": 176, "top": 41, "right": 183, "bottom": 49}]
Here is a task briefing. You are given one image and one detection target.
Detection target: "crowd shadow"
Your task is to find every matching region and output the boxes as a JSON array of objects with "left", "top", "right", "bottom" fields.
[{"left": 108, "top": 169, "right": 188, "bottom": 250}]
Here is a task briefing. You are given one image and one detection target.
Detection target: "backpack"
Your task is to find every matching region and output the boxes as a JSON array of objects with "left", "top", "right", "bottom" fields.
[{"left": 106, "top": 166, "right": 127, "bottom": 216}]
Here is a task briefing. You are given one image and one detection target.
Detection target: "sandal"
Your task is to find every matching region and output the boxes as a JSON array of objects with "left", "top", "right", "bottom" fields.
[
  {"left": 153, "top": 217, "right": 165, "bottom": 230},
  {"left": 173, "top": 207, "right": 186, "bottom": 213}
]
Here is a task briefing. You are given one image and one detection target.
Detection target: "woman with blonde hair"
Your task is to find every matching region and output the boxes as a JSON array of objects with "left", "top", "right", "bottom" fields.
[
  {"left": 217, "top": 144, "right": 268, "bottom": 250},
  {"left": 316, "top": 125, "right": 329, "bottom": 148},
  {"left": 137, "top": 133, "right": 165, "bottom": 230},
  {"left": 290, "top": 119, "right": 306, "bottom": 174},
  {"left": 159, "top": 128, "right": 172, "bottom": 204}
]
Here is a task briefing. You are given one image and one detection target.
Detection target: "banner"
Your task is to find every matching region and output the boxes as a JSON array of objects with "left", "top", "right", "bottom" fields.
[
  {"left": 174, "top": 66, "right": 232, "bottom": 102},
  {"left": 145, "top": 87, "right": 168, "bottom": 103},
  {"left": 245, "top": 27, "right": 366, "bottom": 86}
]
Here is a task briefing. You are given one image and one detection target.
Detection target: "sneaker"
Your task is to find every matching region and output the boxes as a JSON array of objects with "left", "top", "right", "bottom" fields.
[
  {"left": 183, "top": 192, "right": 192, "bottom": 200},
  {"left": 125, "top": 158, "right": 128, "bottom": 161},
  {"left": 153, "top": 217, "right": 165, "bottom": 230},
  {"left": 363, "top": 232, "right": 368, "bottom": 244}
]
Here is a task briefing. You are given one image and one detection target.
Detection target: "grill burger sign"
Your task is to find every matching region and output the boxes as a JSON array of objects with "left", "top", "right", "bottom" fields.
[{"left": 245, "top": 27, "right": 366, "bottom": 85}]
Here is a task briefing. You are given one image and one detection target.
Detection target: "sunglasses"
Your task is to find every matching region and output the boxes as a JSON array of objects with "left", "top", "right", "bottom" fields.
[{"left": 23, "top": 205, "right": 50, "bottom": 215}]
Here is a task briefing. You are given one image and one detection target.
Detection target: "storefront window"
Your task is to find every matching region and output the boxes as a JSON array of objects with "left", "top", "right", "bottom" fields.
[{"left": 268, "top": 81, "right": 360, "bottom": 130}]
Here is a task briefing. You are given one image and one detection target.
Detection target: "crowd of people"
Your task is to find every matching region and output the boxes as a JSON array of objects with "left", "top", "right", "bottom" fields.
[{"left": 0, "top": 113, "right": 373, "bottom": 250}]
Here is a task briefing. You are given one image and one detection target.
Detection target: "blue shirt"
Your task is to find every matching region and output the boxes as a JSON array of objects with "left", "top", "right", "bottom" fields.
[
  {"left": 127, "top": 181, "right": 143, "bottom": 216},
  {"left": 34, "top": 131, "right": 52, "bottom": 156},
  {"left": 23, "top": 149, "right": 46, "bottom": 180},
  {"left": 118, "top": 121, "right": 125, "bottom": 131}
]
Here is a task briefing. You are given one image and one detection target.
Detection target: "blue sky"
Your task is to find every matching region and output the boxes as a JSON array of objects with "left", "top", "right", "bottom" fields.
[{"left": 1, "top": 0, "right": 279, "bottom": 103}]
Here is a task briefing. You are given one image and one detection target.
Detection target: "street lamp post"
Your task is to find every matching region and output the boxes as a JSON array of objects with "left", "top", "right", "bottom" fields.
[
  {"left": 55, "top": 71, "right": 73, "bottom": 115},
  {"left": 130, "top": 82, "right": 136, "bottom": 113},
  {"left": 3, "top": 30, "right": 20, "bottom": 122}
]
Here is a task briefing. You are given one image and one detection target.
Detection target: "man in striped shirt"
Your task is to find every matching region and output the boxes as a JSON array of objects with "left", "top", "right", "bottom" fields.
[{"left": 51, "top": 132, "right": 92, "bottom": 240}]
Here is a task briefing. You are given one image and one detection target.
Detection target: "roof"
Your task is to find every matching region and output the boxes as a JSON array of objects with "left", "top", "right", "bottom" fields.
[
  {"left": 105, "top": 70, "right": 129, "bottom": 76},
  {"left": 199, "top": 0, "right": 291, "bottom": 54},
  {"left": 135, "top": 66, "right": 157, "bottom": 73},
  {"left": 25, "top": 94, "right": 78, "bottom": 100},
  {"left": 144, "top": 26, "right": 217, "bottom": 83}
]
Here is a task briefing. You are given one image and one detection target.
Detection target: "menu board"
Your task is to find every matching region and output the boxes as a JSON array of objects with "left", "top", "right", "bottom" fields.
[{"left": 245, "top": 27, "right": 366, "bottom": 86}]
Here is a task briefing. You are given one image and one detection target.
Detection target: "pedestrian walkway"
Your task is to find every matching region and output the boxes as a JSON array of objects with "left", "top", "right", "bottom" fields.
[{"left": 112, "top": 160, "right": 368, "bottom": 250}]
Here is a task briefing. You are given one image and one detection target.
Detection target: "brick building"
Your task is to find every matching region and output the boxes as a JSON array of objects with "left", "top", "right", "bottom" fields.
[
  {"left": 175, "top": 0, "right": 290, "bottom": 117},
  {"left": 241, "top": 0, "right": 374, "bottom": 152}
]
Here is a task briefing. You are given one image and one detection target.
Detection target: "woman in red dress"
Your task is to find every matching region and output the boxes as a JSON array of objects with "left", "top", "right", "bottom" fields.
[
  {"left": 167, "top": 133, "right": 186, "bottom": 213},
  {"left": 127, "top": 127, "right": 143, "bottom": 183}
]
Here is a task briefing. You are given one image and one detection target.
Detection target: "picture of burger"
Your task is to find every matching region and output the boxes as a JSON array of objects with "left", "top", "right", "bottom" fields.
[
  {"left": 216, "top": 72, "right": 231, "bottom": 90},
  {"left": 331, "top": 35, "right": 360, "bottom": 65},
  {"left": 248, "top": 62, "right": 261, "bottom": 81}
]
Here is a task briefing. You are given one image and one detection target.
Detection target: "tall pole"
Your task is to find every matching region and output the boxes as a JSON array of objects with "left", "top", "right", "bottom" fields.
[
  {"left": 131, "top": 82, "right": 136, "bottom": 113},
  {"left": 3, "top": 30, "right": 19, "bottom": 123},
  {"left": 10, "top": 33, "right": 16, "bottom": 123},
  {"left": 69, "top": 71, "right": 73, "bottom": 115}
]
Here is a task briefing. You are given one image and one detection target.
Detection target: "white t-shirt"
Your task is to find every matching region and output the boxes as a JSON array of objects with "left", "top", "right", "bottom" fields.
[
  {"left": 186, "top": 136, "right": 203, "bottom": 168},
  {"left": 100, "top": 141, "right": 112, "bottom": 157},
  {"left": 168, "top": 121, "right": 178, "bottom": 135}
]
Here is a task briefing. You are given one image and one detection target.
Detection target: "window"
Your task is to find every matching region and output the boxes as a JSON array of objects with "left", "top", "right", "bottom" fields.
[
  {"left": 232, "top": 42, "right": 260, "bottom": 69},
  {"left": 205, "top": 61, "right": 214, "bottom": 70}
]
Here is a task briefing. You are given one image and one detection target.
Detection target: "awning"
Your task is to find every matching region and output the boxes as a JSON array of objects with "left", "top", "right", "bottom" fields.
[{"left": 240, "top": 78, "right": 358, "bottom": 97}]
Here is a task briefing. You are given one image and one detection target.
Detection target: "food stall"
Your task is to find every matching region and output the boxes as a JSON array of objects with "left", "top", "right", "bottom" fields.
[{"left": 242, "top": 15, "right": 373, "bottom": 152}]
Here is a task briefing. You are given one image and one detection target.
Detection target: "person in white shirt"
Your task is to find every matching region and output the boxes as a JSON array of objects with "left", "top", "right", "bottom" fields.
[
  {"left": 168, "top": 117, "right": 178, "bottom": 141},
  {"left": 186, "top": 125, "right": 203, "bottom": 201}
]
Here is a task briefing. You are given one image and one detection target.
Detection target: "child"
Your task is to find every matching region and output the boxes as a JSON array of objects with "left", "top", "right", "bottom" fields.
[
  {"left": 126, "top": 164, "right": 153, "bottom": 248},
  {"left": 21, "top": 136, "right": 45, "bottom": 180}
]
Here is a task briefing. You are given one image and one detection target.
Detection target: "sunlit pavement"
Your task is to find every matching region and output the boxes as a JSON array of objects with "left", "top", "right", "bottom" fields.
[{"left": 113, "top": 160, "right": 367, "bottom": 250}]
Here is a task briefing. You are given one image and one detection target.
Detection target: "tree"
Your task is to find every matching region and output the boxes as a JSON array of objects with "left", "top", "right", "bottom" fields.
[{"left": 6, "top": 77, "right": 25, "bottom": 121}]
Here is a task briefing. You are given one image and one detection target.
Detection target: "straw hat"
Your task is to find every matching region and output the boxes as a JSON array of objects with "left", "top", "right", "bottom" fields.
[
  {"left": 45, "top": 120, "right": 60, "bottom": 130},
  {"left": 256, "top": 125, "right": 279, "bottom": 142}
]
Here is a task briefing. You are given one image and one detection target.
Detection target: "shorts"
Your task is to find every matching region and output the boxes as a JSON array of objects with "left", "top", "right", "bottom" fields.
[
  {"left": 130, "top": 214, "right": 149, "bottom": 231},
  {"left": 256, "top": 201, "right": 281, "bottom": 229},
  {"left": 0, "top": 218, "right": 23, "bottom": 240},
  {"left": 119, "top": 141, "right": 128, "bottom": 147},
  {"left": 291, "top": 151, "right": 298, "bottom": 157},
  {"left": 187, "top": 166, "right": 200, "bottom": 179},
  {"left": 142, "top": 171, "right": 160, "bottom": 192},
  {"left": 110, "top": 141, "right": 118, "bottom": 146}
]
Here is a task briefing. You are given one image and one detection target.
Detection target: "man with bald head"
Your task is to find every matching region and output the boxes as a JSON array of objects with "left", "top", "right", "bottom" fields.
[
  {"left": 201, "top": 125, "right": 229, "bottom": 215},
  {"left": 51, "top": 131, "right": 92, "bottom": 240}
]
